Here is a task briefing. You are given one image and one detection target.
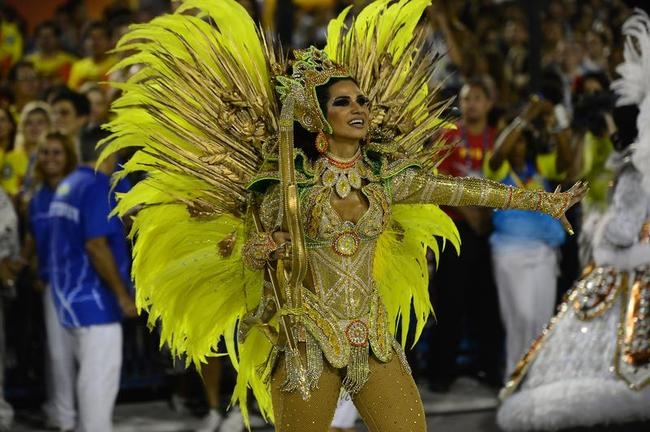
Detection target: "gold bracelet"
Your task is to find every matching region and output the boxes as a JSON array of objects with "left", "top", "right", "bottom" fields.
[{"left": 242, "top": 232, "right": 277, "bottom": 269}]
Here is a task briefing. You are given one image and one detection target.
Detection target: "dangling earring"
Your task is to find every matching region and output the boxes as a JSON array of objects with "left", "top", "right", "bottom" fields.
[{"left": 315, "top": 130, "right": 329, "bottom": 154}]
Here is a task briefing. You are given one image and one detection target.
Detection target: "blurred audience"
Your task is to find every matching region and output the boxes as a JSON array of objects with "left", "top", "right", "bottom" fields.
[
  {"left": 50, "top": 89, "right": 90, "bottom": 152},
  {"left": 10, "top": 102, "right": 53, "bottom": 204},
  {"left": 428, "top": 78, "right": 503, "bottom": 391},
  {"left": 486, "top": 99, "right": 569, "bottom": 377},
  {"left": 25, "top": 21, "right": 77, "bottom": 89},
  {"left": 0, "top": 187, "right": 18, "bottom": 431},
  {"left": 8, "top": 61, "right": 40, "bottom": 114},
  {"left": 80, "top": 84, "right": 110, "bottom": 128},
  {"left": 67, "top": 21, "right": 117, "bottom": 91},
  {"left": 0, "top": 106, "right": 18, "bottom": 195},
  {"left": 0, "top": 0, "right": 639, "bottom": 428}
]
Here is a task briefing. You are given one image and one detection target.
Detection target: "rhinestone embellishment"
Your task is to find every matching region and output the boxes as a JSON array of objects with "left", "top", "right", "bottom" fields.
[
  {"left": 333, "top": 231, "right": 361, "bottom": 256},
  {"left": 345, "top": 320, "right": 369, "bottom": 347}
]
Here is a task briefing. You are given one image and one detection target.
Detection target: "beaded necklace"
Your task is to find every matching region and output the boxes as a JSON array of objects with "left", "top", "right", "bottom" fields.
[{"left": 321, "top": 148, "right": 363, "bottom": 198}]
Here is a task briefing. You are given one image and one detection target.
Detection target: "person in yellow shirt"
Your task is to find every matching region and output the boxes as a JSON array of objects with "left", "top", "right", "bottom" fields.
[
  {"left": 26, "top": 21, "right": 77, "bottom": 89},
  {"left": 5, "top": 102, "right": 53, "bottom": 203},
  {"left": 0, "top": 106, "right": 18, "bottom": 195},
  {"left": 67, "top": 21, "right": 117, "bottom": 91},
  {"left": 0, "top": 15, "right": 23, "bottom": 80}
]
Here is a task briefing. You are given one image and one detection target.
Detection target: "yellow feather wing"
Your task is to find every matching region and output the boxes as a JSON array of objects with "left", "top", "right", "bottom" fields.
[
  {"left": 100, "top": 0, "right": 282, "bottom": 425},
  {"left": 374, "top": 204, "right": 460, "bottom": 348}
]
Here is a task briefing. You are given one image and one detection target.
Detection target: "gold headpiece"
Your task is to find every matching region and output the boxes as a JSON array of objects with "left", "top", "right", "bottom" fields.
[{"left": 276, "top": 47, "right": 350, "bottom": 133}]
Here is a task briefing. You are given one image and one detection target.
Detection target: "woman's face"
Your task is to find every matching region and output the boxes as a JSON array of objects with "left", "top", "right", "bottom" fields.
[
  {"left": 86, "top": 89, "right": 108, "bottom": 124},
  {"left": 324, "top": 80, "right": 370, "bottom": 143},
  {"left": 38, "top": 138, "right": 67, "bottom": 178},
  {"left": 24, "top": 110, "right": 50, "bottom": 144}
]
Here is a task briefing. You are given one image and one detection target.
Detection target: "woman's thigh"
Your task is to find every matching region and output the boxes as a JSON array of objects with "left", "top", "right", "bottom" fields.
[
  {"left": 352, "top": 354, "right": 426, "bottom": 432},
  {"left": 271, "top": 354, "right": 343, "bottom": 432}
]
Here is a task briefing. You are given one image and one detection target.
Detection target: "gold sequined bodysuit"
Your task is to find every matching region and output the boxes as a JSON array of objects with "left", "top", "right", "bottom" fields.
[{"left": 250, "top": 150, "right": 572, "bottom": 394}]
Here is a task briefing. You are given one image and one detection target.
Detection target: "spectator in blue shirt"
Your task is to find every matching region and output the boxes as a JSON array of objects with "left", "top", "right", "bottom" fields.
[
  {"left": 48, "top": 125, "right": 136, "bottom": 432},
  {"left": 18, "top": 132, "right": 78, "bottom": 431},
  {"left": 485, "top": 99, "right": 568, "bottom": 378}
]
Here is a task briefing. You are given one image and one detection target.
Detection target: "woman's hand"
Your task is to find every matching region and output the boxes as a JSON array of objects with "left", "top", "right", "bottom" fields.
[
  {"left": 242, "top": 230, "right": 292, "bottom": 269},
  {"left": 556, "top": 181, "right": 589, "bottom": 235},
  {"left": 271, "top": 231, "right": 292, "bottom": 260},
  {"left": 118, "top": 293, "right": 138, "bottom": 318},
  {"left": 0, "top": 259, "right": 16, "bottom": 295}
]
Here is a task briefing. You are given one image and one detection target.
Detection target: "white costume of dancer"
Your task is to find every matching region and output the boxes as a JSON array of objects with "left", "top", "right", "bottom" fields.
[{"left": 497, "top": 10, "right": 650, "bottom": 431}]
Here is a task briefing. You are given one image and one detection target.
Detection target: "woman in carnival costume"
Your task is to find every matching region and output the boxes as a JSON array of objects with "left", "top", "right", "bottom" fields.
[
  {"left": 100, "top": 1, "right": 586, "bottom": 430},
  {"left": 497, "top": 10, "right": 650, "bottom": 432}
]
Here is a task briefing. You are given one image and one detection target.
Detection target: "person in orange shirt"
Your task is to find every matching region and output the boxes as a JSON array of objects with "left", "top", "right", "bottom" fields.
[
  {"left": 26, "top": 21, "right": 77, "bottom": 89},
  {"left": 427, "top": 78, "right": 503, "bottom": 392},
  {"left": 67, "top": 21, "right": 117, "bottom": 91}
]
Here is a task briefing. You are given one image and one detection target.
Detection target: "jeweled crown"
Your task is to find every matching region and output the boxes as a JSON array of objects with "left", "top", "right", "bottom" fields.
[{"left": 276, "top": 47, "right": 350, "bottom": 133}]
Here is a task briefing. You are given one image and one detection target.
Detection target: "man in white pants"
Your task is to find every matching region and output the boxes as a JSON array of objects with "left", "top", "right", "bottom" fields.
[
  {"left": 492, "top": 244, "right": 559, "bottom": 375},
  {"left": 48, "top": 126, "right": 136, "bottom": 432},
  {"left": 485, "top": 101, "right": 568, "bottom": 377}
]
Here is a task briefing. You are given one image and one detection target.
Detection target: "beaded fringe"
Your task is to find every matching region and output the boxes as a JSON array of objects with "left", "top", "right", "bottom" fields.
[
  {"left": 342, "top": 345, "right": 370, "bottom": 394},
  {"left": 392, "top": 340, "right": 412, "bottom": 374},
  {"left": 280, "top": 346, "right": 309, "bottom": 398},
  {"left": 306, "top": 334, "right": 324, "bottom": 389}
]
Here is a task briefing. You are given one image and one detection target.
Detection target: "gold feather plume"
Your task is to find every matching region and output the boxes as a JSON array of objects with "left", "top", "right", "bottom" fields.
[
  {"left": 100, "top": 0, "right": 282, "bottom": 424},
  {"left": 324, "top": 0, "right": 452, "bottom": 171},
  {"left": 103, "top": 0, "right": 281, "bottom": 217}
]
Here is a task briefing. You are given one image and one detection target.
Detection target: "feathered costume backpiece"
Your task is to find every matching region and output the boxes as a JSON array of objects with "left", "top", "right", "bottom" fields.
[
  {"left": 101, "top": 0, "right": 457, "bottom": 425},
  {"left": 611, "top": 8, "right": 650, "bottom": 193},
  {"left": 499, "top": 7, "right": 650, "bottom": 401}
]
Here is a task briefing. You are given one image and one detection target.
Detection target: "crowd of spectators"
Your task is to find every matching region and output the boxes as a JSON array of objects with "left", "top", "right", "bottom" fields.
[{"left": 0, "top": 0, "right": 639, "bottom": 431}]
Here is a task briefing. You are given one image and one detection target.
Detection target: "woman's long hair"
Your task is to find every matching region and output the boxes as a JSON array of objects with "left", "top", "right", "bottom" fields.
[
  {"left": 15, "top": 101, "right": 52, "bottom": 151},
  {"left": 0, "top": 106, "right": 17, "bottom": 152}
]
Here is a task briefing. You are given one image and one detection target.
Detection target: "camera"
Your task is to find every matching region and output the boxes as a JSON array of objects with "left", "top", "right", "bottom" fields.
[{"left": 572, "top": 90, "right": 616, "bottom": 137}]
